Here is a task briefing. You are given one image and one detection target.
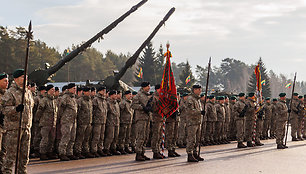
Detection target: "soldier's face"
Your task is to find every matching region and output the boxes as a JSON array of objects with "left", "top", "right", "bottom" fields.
[
  {"left": 143, "top": 85, "right": 150, "bottom": 92},
  {"left": 48, "top": 88, "right": 55, "bottom": 96},
  {"left": 30, "top": 86, "right": 36, "bottom": 93},
  {"left": 0, "top": 77, "right": 9, "bottom": 89},
  {"left": 69, "top": 87, "right": 76, "bottom": 94},
  {"left": 219, "top": 100, "right": 225, "bottom": 104},
  {"left": 55, "top": 91, "right": 60, "bottom": 96},
  {"left": 84, "top": 91, "right": 90, "bottom": 96},
  {"left": 183, "top": 96, "right": 188, "bottom": 100},
  {"left": 193, "top": 88, "right": 201, "bottom": 95},
  {"left": 14, "top": 75, "right": 26, "bottom": 87},
  {"left": 266, "top": 100, "right": 270, "bottom": 103},
  {"left": 126, "top": 93, "right": 132, "bottom": 100},
  {"left": 280, "top": 96, "right": 286, "bottom": 100}
]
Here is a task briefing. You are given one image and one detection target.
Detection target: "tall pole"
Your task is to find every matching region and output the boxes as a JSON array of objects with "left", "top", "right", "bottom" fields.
[
  {"left": 198, "top": 57, "right": 211, "bottom": 156},
  {"left": 285, "top": 72, "right": 297, "bottom": 146},
  {"left": 15, "top": 21, "right": 32, "bottom": 174}
]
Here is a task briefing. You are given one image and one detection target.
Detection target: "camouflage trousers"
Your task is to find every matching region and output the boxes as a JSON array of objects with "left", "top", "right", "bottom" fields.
[
  {"left": 75, "top": 124, "right": 92, "bottom": 153},
  {"left": 224, "top": 121, "right": 229, "bottom": 139},
  {"left": 0, "top": 129, "right": 6, "bottom": 169},
  {"left": 59, "top": 123, "right": 76, "bottom": 156},
  {"left": 91, "top": 124, "right": 106, "bottom": 153},
  {"left": 135, "top": 120, "right": 149, "bottom": 154},
  {"left": 130, "top": 121, "right": 137, "bottom": 148},
  {"left": 200, "top": 121, "right": 206, "bottom": 143},
  {"left": 276, "top": 120, "right": 287, "bottom": 145},
  {"left": 245, "top": 119, "right": 255, "bottom": 142},
  {"left": 186, "top": 123, "right": 201, "bottom": 154},
  {"left": 205, "top": 121, "right": 215, "bottom": 142},
  {"left": 2, "top": 129, "right": 30, "bottom": 174},
  {"left": 166, "top": 121, "right": 176, "bottom": 151},
  {"left": 32, "top": 122, "right": 41, "bottom": 152},
  {"left": 291, "top": 117, "right": 299, "bottom": 138},
  {"left": 214, "top": 121, "right": 224, "bottom": 141},
  {"left": 229, "top": 116, "right": 237, "bottom": 139},
  {"left": 177, "top": 116, "right": 187, "bottom": 145},
  {"left": 255, "top": 119, "right": 263, "bottom": 142},
  {"left": 39, "top": 126, "right": 56, "bottom": 154},
  {"left": 271, "top": 116, "right": 277, "bottom": 137},
  {"left": 263, "top": 117, "right": 272, "bottom": 138},
  {"left": 104, "top": 125, "right": 119, "bottom": 151},
  {"left": 236, "top": 118, "right": 245, "bottom": 143},
  {"left": 297, "top": 117, "right": 304, "bottom": 138},
  {"left": 151, "top": 121, "right": 163, "bottom": 153},
  {"left": 54, "top": 117, "right": 62, "bottom": 154},
  {"left": 118, "top": 123, "right": 132, "bottom": 150}
]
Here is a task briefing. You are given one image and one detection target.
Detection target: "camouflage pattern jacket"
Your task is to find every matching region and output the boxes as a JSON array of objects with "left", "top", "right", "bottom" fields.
[
  {"left": 179, "top": 99, "right": 187, "bottom": 121},
  {"left": 224, "top": 103, "right": 231, "bottom": 123},
  {"left": 1, "top": 82, "right": 34, "bottom": 131},
  {"left": 33, "top": 93, "right": 45, "bottom": 123},
  {"left": 291, "top": 98, "right": 302, "bottom": 119},
  {"left": 215, "top": 103, "right": 225, "bottom": 122},
  {"left": 206, "top": 101, "right": 217, "bottom": 122},
  {"left": 245, "top": 99, "right": 256, "bottom": 121},
  {"left": 131, "top": 88, "right": 151, "bottom": 121},
  {"left": 200, "top": 100, "right": 207, "bottom": 122},
  {"left": 119, "top": 98, "right": 133, "bottom": 124},
  {"left": 92, "top": 93, "right": 107, "bottom": 124},
  {"left": 233, "top": 99, "right": 246, "bottom": 120},
  {"left": 106, "top": 98, "right": 120, "bottom": 126},
  {"left": 150, "top": 91, "right": 163, "bottom": 122},
  {"left": 229, "top": 101, "right": 236, "bottom": 120},
  {"left": 263, "top": 102, "right": 272, "bottom": 120},
  {"left": 77, "top": 95, "right": 93, "bottom": 125},
  {"left": 36, "top": 94, "right": 57, "bottom": 127},
  {"left": 185, "top": 93, "right": 202, "bottom": 125},
  {"left": 276, "top": 99, "right": 288, "bottom": 122},
  {"left": 59, "top": 92, "right": 77, "bottom": 125},
  {"left": 0, "top": 88, "right": 6, "bottom": 127}
]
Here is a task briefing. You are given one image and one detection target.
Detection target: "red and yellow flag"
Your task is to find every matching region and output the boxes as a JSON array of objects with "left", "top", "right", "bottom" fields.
[
  {"left": 185, "top": 75, "right": 191, "bottom": 84},
  {"left": 137, "top": 67, "right": 143, "bottom": 79}
]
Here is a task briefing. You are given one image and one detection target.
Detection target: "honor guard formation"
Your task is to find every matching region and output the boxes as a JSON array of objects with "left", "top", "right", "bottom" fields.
[{"left": 0, "top": 70, "right": 305, "bottom": 173}]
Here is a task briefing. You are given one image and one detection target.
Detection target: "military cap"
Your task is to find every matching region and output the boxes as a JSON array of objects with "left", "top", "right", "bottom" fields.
[
  {"left": 0, "top": 73, "right": 8, "bottom": 80},
  {"left": 125, "top": 90, "right": 131, "bottom": 95},
  {"left": 46, "top": 84, "right": 54, "bottom": 91},
  {"left": 132, "top": 91, "right": 137, "bottom": 95},
  {"left": 200, "top": 93, "right": 205, "bottom": 97},
  {"left": 55, "top": 87, "right": 59, "bottom": 91},
  {"left": 91, "top": 87, "right": 96, "bottom": 91},
  {"left": 265, "top": 97, "right": 270, "bottom": 100},
  {"left": 141, "top": 81, "right": 150, "bottom": 87},
  {"left": 155, "top": 84, "right": 161, "bottom": 90},
  {"left": 248, "top": 92, "right": 255, "bottom": 97},
  {"left": 117, "top": 90, "right": 121, "bottom": 94},
  {"left": 218, "top": 96, "right": 225, "bottom": 100},
  {"left": 67, "top": 83, "right": 76, "bottom": 89},
  {"left": 298, "top": 96, "right": 303, "bottom": 99},
  {"left": 224, "top": 96, "right": 228, "bottom": 99},
  {"left": 238, "top": 93, "right": 245, "bottom": 97},
  {"left": 150, "top": 91, "right": 154, "bottom": 95},
  {"left": 62, "top": 85, "right": 68, "bottom": 91},
  {"left": 97, "top": 86, "right": 106, "bottom": 92},
  {"left": 293, "top": 93, "right": 299, "bottom": 96},
  {"left": 83, "top": 87, "right": 90, "bottom": 92},
  {"left": 279, "top": 93, "right": 286, "bottom": 97},
  {"left": 38, "top": 86, "right": 46, "bottom": 91},
  {"left": 272, "top": 98, "right": 278, "bottom": 102},
  {"left": 109, "top": 90, "right": 117, "bottom": 96},
  {"left": 208, "top": 95, "right": 215, "bottom": 99},
  {"left": 30, "top": 82, "right": 36, "bottom": 87},
  {"left": 13, "top": 69, "right": 24, "bottom": 78},
  {"left": 230, "top": 96, "right": 237, "bottom": 100},
  {"left": 182, "top": 93, "right": 188, "bottom": 97},
  {"left": 192, "top": 84, "right": 202, "bottom": 89},
  {"left": 77, "top": 86, "right": 83, "bottom": 92}
]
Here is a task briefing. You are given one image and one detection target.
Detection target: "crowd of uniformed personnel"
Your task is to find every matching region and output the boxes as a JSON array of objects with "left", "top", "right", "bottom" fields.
[{"left": 0, "top": 69, "right": 305, "bottom": 173}]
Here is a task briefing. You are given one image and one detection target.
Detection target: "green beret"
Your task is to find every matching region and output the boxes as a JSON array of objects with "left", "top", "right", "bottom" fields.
[
  {"left": 265, "top": 97, "right": 270, "bottom": 100},
  {"left": 272, "top": 98, "right": 278, "bottom": 102},
  {"left": 67, "top": 83, "right": 75, "bottom": 89},
  {"left": 293, "top": 93, "right": 299, "bottom": 96},
  {"left": 192, "top": 84, "right": 202, "bottom": 89},
  {"left": 182, "top": 93, "right": 188, "bottom": 97},
  {"left": 109, "top": 90, "right": 117, "bottom": 96},
  {"left": 132, "top": 91, "right": 137, "bottom": 95},
  {"left": 0, "top": 73, "right": 8, "bottom": 80},
  {"left": 218, "top": 96, "right": 225, "bottom": 100},
  {"left": 83, "top": 87, "right": 90, "bottom": 92},
  {"left": 279, "top": 93, "right": 286, "bottom": 97},
  {"left": 208, "top": 95, "right": 215, "bottom": 99},
  {"left": 149, "top": 91, "right": 154, "bottom": 95},
  {"left": 238, "top": 93, "right": 245, "bottom": 97},
  {"left": 38, "top": 86, "right": 46, "bottom": 91},
  {"left": 125, "top": 90, "right": 131, "bottom": 95},
  {"left": 13, "top": 69, "right": 24, "bottom": 78},
  {"left": 141, "top": 81, "right": 150, "bottom": 87},
  {"left": 46, "top": 84, "right": 54, "bottom": 91},
  {"left": 230, "top": 96, "right": 237, "bottom": 100},
  {"left": 298, "top": 96, "right": 303, "bottom": 99},
  {"left": 248, "top": 93, "right": 255, "bottom": 97},
  {"left": 200, "top": 93, "right": 205, "bottom": 97}
]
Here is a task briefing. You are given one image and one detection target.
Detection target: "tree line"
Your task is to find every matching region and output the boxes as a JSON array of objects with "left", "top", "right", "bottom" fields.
[{"left": 1, "top": 26, "right": 305, "bottom": 97}]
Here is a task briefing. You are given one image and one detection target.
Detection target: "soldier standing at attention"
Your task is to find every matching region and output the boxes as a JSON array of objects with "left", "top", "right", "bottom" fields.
[
  {"left": 177, "top": 93, "right": 188, "bottom": 148},
  {"left": 129, "top": 91, "right": 137, "bottom": 153},
  {"left": 58, "top": 83, "right": 78, "bottom": 161},
  {"left": 245, "top": 93, "right": 256, "bottom": 147},
  {"left": 297, "top": 96, "right": 304, "bottom": 140},
  {"left": 118, "top": 90, "right": 134, "bottom": 154},
  {"left": 224, "top": 96, "right": 231, "bottom": 144},
  {"left": 91, "top": 87, "right": 96, "bottom": 99},
  {"left": 291, "top": 93, "right": 301, "bottom": 141},
  {"left": 0, "top": 73, "right": 8, "bottom": 168},
  {"left": 234, "top": 93, "right": 247, "bottom": 148},
  {"left": 91, "top": 86, "right": 108, "bottom": 157},
  {"left": 1, "top": 69, "right": 34, "bottom": 173},
  {"left": 200, "top": 94, "right": 207, "bottom": 145},
  {"left": 166, "top": 111, "right": 181, "bottom": 157},
  {"left": 75, "top": 87, "right": 94, "bottom": 159},
  {"left": 37, "top": 85, "right": 58, "bottom": 160},
  {"left": 263, "top": 98, "right": 272, "bottom": 139},
  {"left": 276, "top": 93, "right": 289, "bottom": 149},
  {"left": 103, "top": 91, "right": 121, "bottom": 156},
  {"left": 271, "top": 98, "right": 278, "bottom": 139},
  {"left": 205, "top": 95, "right": 217, "bottom": 145},
  {"left": 131, "top": 82, "right": 151, "bottom": 161},
  {"left": 185, "top": 85, "right": 204, "bottom": 162},
  {"left": 215, "top": 96, "right": 226, "bottom": 144},
  {"left": 229, "top": 96, "right": 237, "bottom": 141}
]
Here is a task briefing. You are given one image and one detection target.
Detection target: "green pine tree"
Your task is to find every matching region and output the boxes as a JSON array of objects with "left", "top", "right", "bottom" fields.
[{"left": 179, "top": 60, "right": 195, "bottom": 88}]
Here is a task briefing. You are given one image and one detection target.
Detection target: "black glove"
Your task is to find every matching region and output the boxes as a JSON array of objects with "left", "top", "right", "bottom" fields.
[
  {"left": 143, "top": 106, "right": 150, "bottom": 113},
  {"left": 201, "top": 110, "right": 205, "bottom": 115},
  {"left": 16, "top": 104, "right": 24, "bottom": 112},
  {"left": 0, "top": 113, "right": 4, "bottom": 126},
  {"left": 288, "top": 109, "right": 291, "bottom": 113}
]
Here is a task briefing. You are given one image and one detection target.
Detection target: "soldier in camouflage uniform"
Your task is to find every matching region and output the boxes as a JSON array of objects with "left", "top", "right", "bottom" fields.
[
  {"left": 0, "top": 73, "right": 8, "bottom": 168},
  {"left": 215, "top": 96, "right": 226, "bottom": 144},
  {"left": 200, "top": 94, "right": 207, "bottom": 145},
  {"left": 276, "top": 93, "right": 289, "bottom": 149},
  {"left": 185, "top": 85, "right": 204, "bottom": 162},
  {"left": 224, "top": 96, "right": 231, "bottom": 143},
  {"left": 131, "top": 82, "right": 151, "bottom": 161},
  {"left": 304, "top": 95, "right": 306, "bottom": 139},
  {"left": 1, "top": 69, "right": 34, "bottom": 173},
  {"left": 263, "top": 98, "right": 272, "bottom": 139},
  {"left": 291, "top": 93, "right": 302, "bottom": 141},
  {"left": 129, "top": 91, "right": 137, "bottom": 152},
  {"left": 177, "top": 93, "right": 188, "bottom": 148},
  {"left": 205, "top": 95, "right": 217, "bottom": 145},
  {"left": 58, "top": 83, "right": 78, "bottom": 161},
  {"left": 118, "top": 91, "right": 134, "bottom": 154},
  {"left": 36, "top": 85, "right": 58, "bottom": 160},
  {"left": 75, "top": 87, "right": 94, "bottom": 159},
  {"left": 245, "top": 93, "right": 256, "bottom": 147},
  {"left": 234, "top": 93, "right": 247, "bottom": 148},
  {"left": 297, "top": 96, "right": 304, "bottom": 140},
  {"left": 271, "top": 98, "right": 278, "bottom": 138},
  {"left": 103, "top": 90, "right": 121, "bottom": 156},
  {"left": 229, "top": 96, "right": 237, "bottom": 141},
  {"left": 255, "top": 103, "right": 264, "bottom": 146},
  {"left": 91, "top": 86, "right": 107, "bottom": 157},
  {"left": 166, "top": 111, "right": 181, "bottom": 157}
]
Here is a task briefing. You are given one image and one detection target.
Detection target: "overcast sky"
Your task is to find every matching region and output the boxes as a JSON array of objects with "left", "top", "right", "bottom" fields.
[{"left": 1, "top": 0, "right": 306, "bottom": 81}]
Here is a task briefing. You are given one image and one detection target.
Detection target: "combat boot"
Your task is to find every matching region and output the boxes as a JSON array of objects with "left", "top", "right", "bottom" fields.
[
  {"left": 193, "top": 152, "right": 204, "bottom": 161},
  {"left": 40, "top": 153, "right": 49, "bottom": 160},
  {"left": 187, "top": 153, "right": 198, "bottom": 162},
  {"left": 292, "top": 137, "right": 299, "bottom": 141},
  {"left": 247, "top": 141, "right": 254, "bottom": 147},
  {"left": 237, "top": 142, "right": 247, "bottom": 148},
  {"left": 119, "top": 149, "right": 127, "bottom": 155},
  {"left": 75, "top": 153, "right": 85, "bottom": 159},
  {"left": 59, "top": 155, "right": 70, "bottom": 161},
  {"left": 98, "top": 150, "right": 107, "bottom": 157},
  {"left": 47, "top": 152, "right": 58, "bottom": 159},
  {"left": 173, "top": 150, "right": 181, "bottom": 157},
  {"left": 103, "top": 149, "right": 112, "bottom": 156},
  {"left": 168, "top": 150, "right": 176, "bottom": 157},
  {"left": 84, "top": 152, "right": 95, "bottom": 158},
  {"left": 141, "top": 152, "right": 150, "bottom": 160},
  {"left": 68, "top": 155, "right": 79, "bottom": 160},
  {"left": 153, "top": 152, "right": 164, "bottom": 159},
  {"left": 131, "top": 146, "right": 136, "bottom": 153},
  {"left": 255, "top": 141, "right": 264, "bottom": 146},
  {"left": 110, "top": 149, "right": 121, "bottom": 155},
  {"left": 125, "top": 147, "right": 133, "bottom": 154},
  {"left": 92, "top": 152, "right": 100, "bottom": 158},
  {"left": 135, "top": 153, "right": 145, "bottom": 161},
  {"left": 277, "top": 144, "right": 285, "bottom": 149},
  {"left": 282, "top": 144, "right": 288, "bottom": 148}
]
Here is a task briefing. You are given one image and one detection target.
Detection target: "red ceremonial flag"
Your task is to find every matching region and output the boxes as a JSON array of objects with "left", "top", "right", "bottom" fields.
[{"left": 157, "top": 43, "right": 179, "bottom": 118}]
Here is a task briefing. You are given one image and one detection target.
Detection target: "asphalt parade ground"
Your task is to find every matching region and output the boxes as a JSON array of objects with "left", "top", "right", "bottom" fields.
[{"left": 28, "top": 138, "right": 306, "bottom": 174}]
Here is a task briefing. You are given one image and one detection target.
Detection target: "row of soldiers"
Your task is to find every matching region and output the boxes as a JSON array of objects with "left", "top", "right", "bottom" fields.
[{"left": 0, "top": 69, "right": 305, "bottom": 172}]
